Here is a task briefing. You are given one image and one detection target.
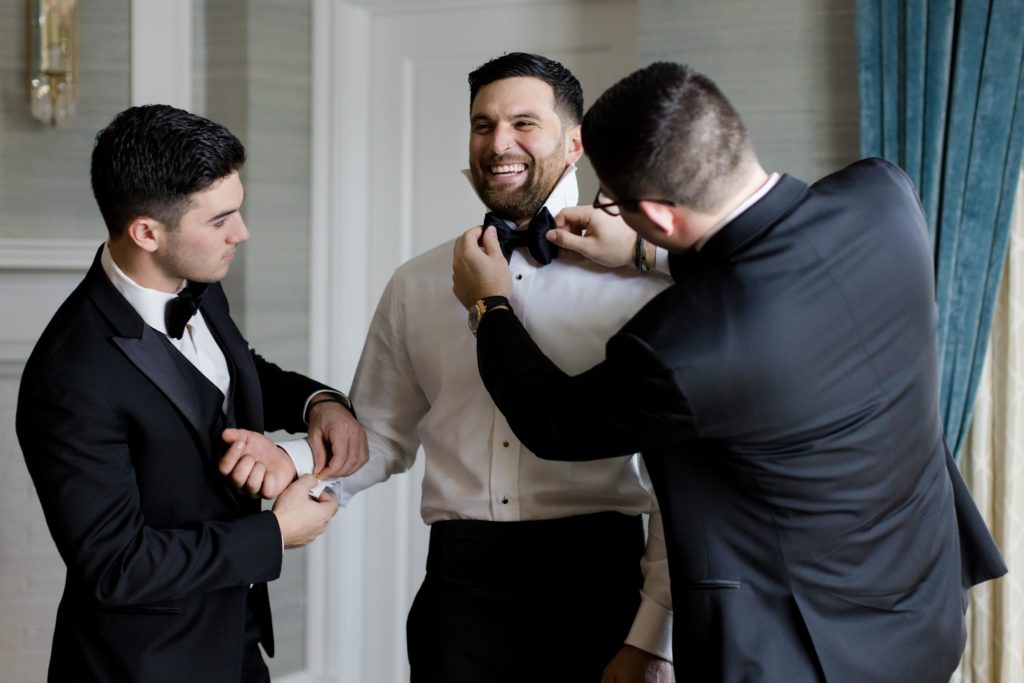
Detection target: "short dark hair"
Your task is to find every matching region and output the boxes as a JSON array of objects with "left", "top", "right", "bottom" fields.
[
  {"left": 468, "top": 52, "right": 583, "bottom": 125},
  {"left": 582, "top": 62, "right": 752, "bottom": 213},
  {"left": 90, "top": 105, "right": 246, "bottom": 238}
]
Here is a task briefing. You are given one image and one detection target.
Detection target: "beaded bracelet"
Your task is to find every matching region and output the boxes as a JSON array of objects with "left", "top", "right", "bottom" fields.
[{"left": 634, "top": 236, "right": 650, "bottom": 272}]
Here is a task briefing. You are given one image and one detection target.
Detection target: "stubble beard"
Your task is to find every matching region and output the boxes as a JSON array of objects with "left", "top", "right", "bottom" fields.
[
  {"left": 473, "top": 152, "right": 566, "bottom": 223},
  {"left": 161, "top": 233, "right": 228, "bottom": 285}
]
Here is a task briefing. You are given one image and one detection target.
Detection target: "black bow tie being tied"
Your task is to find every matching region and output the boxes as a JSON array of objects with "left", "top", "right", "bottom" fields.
[
  {"left": 485, "top": 206, "right": 559, "bottom": 265},
  {"left": 165, "top": 281, "right": 209, "bottom": 340}
]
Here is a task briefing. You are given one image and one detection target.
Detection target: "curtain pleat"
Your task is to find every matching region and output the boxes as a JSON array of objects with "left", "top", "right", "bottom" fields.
[{"left": 857, "top": 0, "right": 1024, "bottom": 457}]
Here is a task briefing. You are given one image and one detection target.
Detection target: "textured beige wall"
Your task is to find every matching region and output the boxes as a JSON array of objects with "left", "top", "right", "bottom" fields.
[
  {"left": 639, "top": 0, "right": 860, "bottom": 183},
  {"left": 0, "top": 0, "right": 131, "bottom": 242}
]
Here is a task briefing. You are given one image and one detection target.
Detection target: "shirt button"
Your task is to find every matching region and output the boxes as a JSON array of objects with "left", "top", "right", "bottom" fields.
[
  {"left": 502, "top": 440, "right": 510, "bottom": 447},
  {"left": 501, "top": 496, "right": 510, "bottom": 504}
]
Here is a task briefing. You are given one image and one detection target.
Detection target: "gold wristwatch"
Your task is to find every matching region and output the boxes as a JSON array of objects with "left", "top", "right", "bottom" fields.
[{"left": 468, "top": 296, "right": 511, "bottom": 336}]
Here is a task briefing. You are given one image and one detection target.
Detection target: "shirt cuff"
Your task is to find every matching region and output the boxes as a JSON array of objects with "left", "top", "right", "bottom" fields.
[
  {"left": 278, "top": 438, "right": 314, "bottom": 477},
  {"left": 624, "top": 593, "right": 674, "bottom": 662},
  {"left": 308, "top": 477, "right": 356, "bottom": 507},
  {"left": 653, "top": 244, "right": 671, "bottom": 276}
]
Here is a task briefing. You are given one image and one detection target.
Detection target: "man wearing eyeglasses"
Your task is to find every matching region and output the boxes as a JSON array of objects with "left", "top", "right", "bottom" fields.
[{"left": 453, "top": 62, "right": 1007, "bottom": 682}]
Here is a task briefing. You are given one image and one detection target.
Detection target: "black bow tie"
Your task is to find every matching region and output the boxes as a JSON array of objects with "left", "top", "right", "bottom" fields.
[
  {"left": 165, "top": 281, "right": 209, "bottom": 339},
  {"left": 485, "top": 206, "right": 559, "bottom": 265}
]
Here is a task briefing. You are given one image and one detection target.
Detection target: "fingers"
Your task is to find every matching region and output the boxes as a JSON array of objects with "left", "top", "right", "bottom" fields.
[
  {"left": 315, "top": 428, "right": 369, "bottom": 479},
  {"left": 333, "top": 431, "right": 369, "bottom": 477},
  {"left": 307, "top": 407, "right": 368, "bottom": 479},
  {"left": 308, "top": 434, "right": 328, "bottom": 478},
  {"left": 455, "top": 225, "right": 502, "bottom": 261},
  {"left": 318, "top": 492, "right": 341, "bottom": 514},
  {"left": 274, "top": 475, "right": 340, "bottom": 548},
  {"left": 225, "top": 452, "right": 257, "bottom": 490},
  {"left": 554, "top": 206, "right": 593, "bottom": 236},
  {"left": 218, "top": 437, "right": 248, "bottom": 475},
  {"left": 546, "top": 227, "right": 592, "bottom": 258},
  {"left": 294, "top": 473, "right": 319, "bottom": 491},
  {"left": 479, "top": 225, "right": 502, "bottom": 258},
  {"left": 243, "top": 461, "right": 267, "bottom": 498},
  {"left": 218, "top": 428, "right": 255, "bottom": 473},
  {"left": 455, "top": 226, "right": 484, "bottom": 258}
]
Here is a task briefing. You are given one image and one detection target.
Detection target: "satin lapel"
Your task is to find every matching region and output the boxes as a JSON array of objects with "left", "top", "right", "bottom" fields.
[
  {"left": 112, "top": 328, "right": 215, "bottom": 457},
  {"left": 82, "top": 247, "right": 212, "bottom": 453},
  {"left": 200, "top": 284, "right": 263, "bottom": 432}
]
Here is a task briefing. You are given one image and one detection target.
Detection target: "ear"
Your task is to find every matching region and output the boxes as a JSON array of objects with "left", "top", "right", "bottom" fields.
[
  {"left": 125, "top": 216, "right": 164, "bottom": 254},
  {"left": 637, "top": 200, "right": 678, "bottom": 237},
  {"left": 563, "top": 124, "right": 583, "bottom": 166}
]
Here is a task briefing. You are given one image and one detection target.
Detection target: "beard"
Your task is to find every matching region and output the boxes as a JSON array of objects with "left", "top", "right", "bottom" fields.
[{"left": 471, "top": 150, "right": 567, "bottom": 223}]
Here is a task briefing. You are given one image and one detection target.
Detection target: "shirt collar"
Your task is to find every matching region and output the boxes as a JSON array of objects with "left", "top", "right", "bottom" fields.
[
  {"left": 100, "top": 243, "right": 186, "bottom": 335},
  {"left": 694, "top": 172, "right": 781, "bottom": 251},
  {"left": 462, "top": 164, "right": 579, "bottom": 227}
]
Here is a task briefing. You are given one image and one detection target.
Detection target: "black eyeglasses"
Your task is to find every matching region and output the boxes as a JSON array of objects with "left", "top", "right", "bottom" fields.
[{"left": 592, "top": 189, "right": 676, "bottom": 217}]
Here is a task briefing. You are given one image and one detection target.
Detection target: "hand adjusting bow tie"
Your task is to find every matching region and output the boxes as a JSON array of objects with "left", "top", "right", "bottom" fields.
[
  {"left": 165, "top": 281, "right": 210, "bottom": 340},
  {"left": 484, "top": 206, "right": 559, "bottom": 266}
]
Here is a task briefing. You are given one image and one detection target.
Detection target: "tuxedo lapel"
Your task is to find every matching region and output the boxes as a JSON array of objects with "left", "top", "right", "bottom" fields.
[
  {"left": 79, "top": 249, "right": 213, "bottom": 453},
  {"left": 113, "top": 329, "right": 217, "bottom": 457}
]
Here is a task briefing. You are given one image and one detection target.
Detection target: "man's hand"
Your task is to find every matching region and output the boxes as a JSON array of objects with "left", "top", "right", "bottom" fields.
[
  {"left": 452, "top": 225, "right": 513, "bottom": 308},
  {"left": 307, "top": 399, "right": 368, "bottom": 478},
  {"left": 548, "top": 206, "right": 639, "bottom": 269},
  {"left": 601, "top": 645, "right": 672, "bottom": 683},
  {"left": 219, "top": 428, "right": 296, "bottom": 499},
  {"left": 272, "top": 475, "right": 340, "bottom": 548}
]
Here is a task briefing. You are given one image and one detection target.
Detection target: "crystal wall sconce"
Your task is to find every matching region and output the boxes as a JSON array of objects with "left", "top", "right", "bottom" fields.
[{"left": 28, "top": 0, "right": 80, "bottom": 127}]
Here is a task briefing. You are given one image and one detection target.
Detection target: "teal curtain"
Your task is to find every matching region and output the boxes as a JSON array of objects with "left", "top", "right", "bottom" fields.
[{"left": 858, "top": 0, "right": 1024, "bottom": 458}]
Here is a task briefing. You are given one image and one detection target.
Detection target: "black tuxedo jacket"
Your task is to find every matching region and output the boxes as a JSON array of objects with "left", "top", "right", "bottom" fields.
[
  {"left": 475, "top": 159, "right": 1006, "bottom": 682},
  {"left": 16, "top": 248, "right": 330, "bottom": 683}
]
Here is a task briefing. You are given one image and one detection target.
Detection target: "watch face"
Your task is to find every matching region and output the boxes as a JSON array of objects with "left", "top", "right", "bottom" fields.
[{"left": 468, "top": 301, "right": 483, "bottom": 333}]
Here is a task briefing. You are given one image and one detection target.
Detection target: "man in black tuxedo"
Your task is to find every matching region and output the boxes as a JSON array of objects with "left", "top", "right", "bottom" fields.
[
  {"left": 452, "top": 62, "right": 1007, "bottom": 682},
  {"left": 16, "top": 105, "right": 365, "bottom": 682}
]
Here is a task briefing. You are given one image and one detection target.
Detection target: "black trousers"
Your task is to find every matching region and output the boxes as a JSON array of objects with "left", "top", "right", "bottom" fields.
[{"left": 407, "top": 512, "right": 644, "bottom": 683}]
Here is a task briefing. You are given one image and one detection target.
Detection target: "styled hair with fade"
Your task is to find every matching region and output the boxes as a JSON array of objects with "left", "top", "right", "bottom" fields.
[
  {"left": 582, "top": 62, "right": 753, "bottom": 213},
  {"left": 91, "top": 104, "right": 246, "bottom": 239},
  {"left": 468, "top": 52, "right": 584, "bottom": 126}
]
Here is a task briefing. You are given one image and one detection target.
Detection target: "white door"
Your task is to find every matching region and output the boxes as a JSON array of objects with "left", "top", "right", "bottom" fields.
[{"left": 310, "top": 2, "right": 638, "bottom": 681}]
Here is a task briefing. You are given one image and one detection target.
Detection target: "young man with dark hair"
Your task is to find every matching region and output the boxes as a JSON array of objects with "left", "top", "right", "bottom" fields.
[
  {"left": 290, "top": 53, "right": 674, "bottom": 682},
  {"left": 453, "top": 61, "right": 1006, "bottom": 682},
  {"left": 17, "top": 104, "right": 364, "bottom": 683}
]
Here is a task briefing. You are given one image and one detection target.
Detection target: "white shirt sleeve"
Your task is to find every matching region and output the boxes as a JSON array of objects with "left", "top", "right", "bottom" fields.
[
  {"left": 624, "top": 505, "right": 674, "bottom": 661},
  {"left": 277, "top": 438, "right": 315, "bottom": 477},
  {"left": 653, "top": 244, "right": 672, "bottom": 276},
  {"left": 311, "top": 275, "right": 429, "bottom": 505}
]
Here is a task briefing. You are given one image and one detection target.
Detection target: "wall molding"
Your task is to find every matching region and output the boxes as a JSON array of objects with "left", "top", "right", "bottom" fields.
[
  {"left": 0, "top": 238, "right": 97, "bottom": 270},
  {"left": 309, "top": 4, "right": 373, "bottom": 680},
  {"left": 0, "top": 239, "right": 94, "bottom": 380}
]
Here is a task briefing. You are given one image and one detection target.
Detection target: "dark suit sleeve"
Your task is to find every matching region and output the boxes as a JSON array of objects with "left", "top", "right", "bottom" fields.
[
  {"left": 476, "top": 307, "right": 697, "bottom": 460},
  {"left": 17, "top": 372, "right": 283, "bottom": 608},
  {"left": 252, "top": 352, "right": 338, "bottom": 433}
]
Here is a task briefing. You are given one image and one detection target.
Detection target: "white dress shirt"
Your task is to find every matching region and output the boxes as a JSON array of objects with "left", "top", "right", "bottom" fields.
[{"left": 294, "top": 168, "right": 675, "bottom": 658}]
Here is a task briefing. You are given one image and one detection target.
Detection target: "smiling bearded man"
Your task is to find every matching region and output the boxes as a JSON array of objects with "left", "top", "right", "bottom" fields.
[
  {"left": 285, "top": 53, "right": 676, "bottom": 683},
  {"left": 468, "top": 74, "right": 577, "bottom": 223}
]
